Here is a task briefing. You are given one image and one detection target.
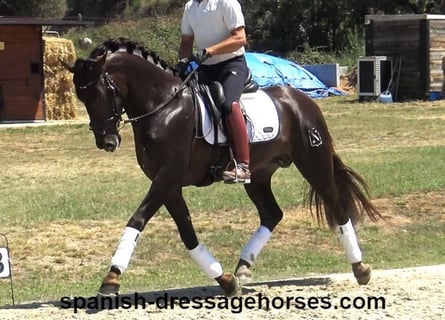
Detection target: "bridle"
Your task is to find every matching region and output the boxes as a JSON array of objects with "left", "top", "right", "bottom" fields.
[
  {"left": 77, "top": 69, "right": 194, "bottom": 133},
  {"left": 78, "top": 72, "right": 124, "bottom": 134}
]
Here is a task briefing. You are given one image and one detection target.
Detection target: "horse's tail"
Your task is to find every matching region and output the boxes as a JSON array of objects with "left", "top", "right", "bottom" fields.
[{"left": 308, "top": 152, "right": 382, "bottom": 231}]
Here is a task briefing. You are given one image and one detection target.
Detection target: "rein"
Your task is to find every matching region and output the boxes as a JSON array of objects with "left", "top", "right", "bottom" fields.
[
  {"left": 123, "top": 86, "right": 185, "bottom": 124},
  {"left": 81, "top": 60, "right": 202, "bottom": 129},
  {"left": 123, "top": 66, "right": 199, "bottom": 124}
]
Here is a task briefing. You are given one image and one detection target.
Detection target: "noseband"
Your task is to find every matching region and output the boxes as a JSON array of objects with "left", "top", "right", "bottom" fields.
[{"left": 78, "top": 72, "right": 124, "bottom": 134}]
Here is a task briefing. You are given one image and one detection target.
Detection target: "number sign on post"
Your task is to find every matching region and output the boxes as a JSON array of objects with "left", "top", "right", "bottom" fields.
[
  {"left": 0, "top": 233, "right": 15, "bottom": 305},
  {"left": 0, "top": 247, "right": 10, "bottom": 278}
]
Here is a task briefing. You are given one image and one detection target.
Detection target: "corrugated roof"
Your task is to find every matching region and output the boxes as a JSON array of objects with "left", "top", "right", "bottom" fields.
[{"left": 0, "top": 16, "right": 93, "bottom": 26}]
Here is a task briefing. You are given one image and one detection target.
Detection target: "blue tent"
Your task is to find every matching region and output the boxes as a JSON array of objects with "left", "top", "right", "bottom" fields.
[{"left": 245, "top": 52, "right": 345, "bottom": 98}]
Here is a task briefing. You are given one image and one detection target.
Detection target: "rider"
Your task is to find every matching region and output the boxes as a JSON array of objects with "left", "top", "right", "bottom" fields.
[{"left": 177, "top": 0, "right": 251, "bottom": 184}]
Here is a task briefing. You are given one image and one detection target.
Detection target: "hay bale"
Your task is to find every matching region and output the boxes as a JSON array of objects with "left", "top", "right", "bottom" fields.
[
  {"left": 43, "top": 37, "right": 78, "bottom": 120},
  {"left": 45, "top": 92, "right": 77, "bottom": 120},
  {"left": 442, "top": 56, "right": 445, "bottom": 97}
]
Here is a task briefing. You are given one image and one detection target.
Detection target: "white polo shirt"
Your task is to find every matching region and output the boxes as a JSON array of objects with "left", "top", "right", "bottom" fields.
[{"left": 181, "top": 0, "right": 245, "bottom": 65}]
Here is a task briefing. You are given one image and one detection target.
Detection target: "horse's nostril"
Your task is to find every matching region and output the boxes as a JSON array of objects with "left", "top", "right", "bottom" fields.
[
  {"left": 102, "top": 134, "right": 121, "bottom": 152},
  {"left": 104, "top": 142, "right": 117, "bottom": 152}
]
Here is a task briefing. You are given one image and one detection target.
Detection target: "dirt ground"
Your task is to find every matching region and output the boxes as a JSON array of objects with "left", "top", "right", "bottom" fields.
[{"left": 0, "top": 264, "right": 443, "bottom": 319}]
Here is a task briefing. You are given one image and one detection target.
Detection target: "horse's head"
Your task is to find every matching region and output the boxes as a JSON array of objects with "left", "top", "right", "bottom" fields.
[{"left": 63, "top": 54, "right": 123, "bottom": 152}]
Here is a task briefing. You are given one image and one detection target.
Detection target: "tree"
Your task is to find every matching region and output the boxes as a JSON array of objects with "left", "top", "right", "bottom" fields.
[
  {"left": 0, "top": 0, "right": 67, "bottom": 18},
  {"left": 242, "top": 0, "right": 445, "bottom": 54},
  {"left": 242, "top": 0, "right": 312, "bottom": 53},
  {"left": 2, "top": 0, "right": 445, "bottom": 53},
  {"left": 67, "top": 0, "right": 132, "bottom": 19}
]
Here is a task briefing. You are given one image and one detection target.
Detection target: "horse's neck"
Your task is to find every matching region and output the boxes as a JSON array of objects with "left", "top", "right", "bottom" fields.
[{"left": 124, "top": 62, "right": 182, "bottom": 119}]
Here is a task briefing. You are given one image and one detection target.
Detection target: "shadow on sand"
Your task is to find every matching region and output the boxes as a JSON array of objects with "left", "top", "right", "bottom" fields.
[{"left": 0, "top": 276, "right": 332, "bottom": 313}]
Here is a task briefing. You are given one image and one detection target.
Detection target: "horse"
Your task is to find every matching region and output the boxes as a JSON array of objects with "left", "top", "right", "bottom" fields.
[{"left": 63, "top": 38, "right": 381, "bottom": 297}]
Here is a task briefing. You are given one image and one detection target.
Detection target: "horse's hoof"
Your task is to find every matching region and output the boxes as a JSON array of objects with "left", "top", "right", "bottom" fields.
[
  {"left": 97, "top": 283, "right": 120, "bottom": 296},
  {"left": 352, "top": 262, "right": 371, "bottom": 285},
  {"left": 235, "top": 265, "right": 253, "bottom": 285},
  {"left": 98, "top": 271, "right": 121, "bottom": 296},
  {"left": 217, "top": 272, "right": 241, "bottom": 297}
]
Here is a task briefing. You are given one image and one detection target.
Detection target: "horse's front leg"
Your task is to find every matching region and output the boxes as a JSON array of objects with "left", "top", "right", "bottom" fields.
[
  {"left": 164, "top": 188, "right": 240, "bottom": 297},
  {"left": 98, "top": 178, "right": 168, "bottom": 296}
]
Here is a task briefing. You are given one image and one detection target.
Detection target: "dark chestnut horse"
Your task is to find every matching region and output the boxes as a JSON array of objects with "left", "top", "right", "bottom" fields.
[{"left": 64, "top": 38, "right": 380, "bottom": 297}]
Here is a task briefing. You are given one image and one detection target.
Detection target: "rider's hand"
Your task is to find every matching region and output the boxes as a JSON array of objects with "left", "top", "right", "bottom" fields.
[
  {"left": 193, "top": 49, "right": 212, "bottom": 64},
  {"left": 175, "top": 58, "right": 191, "bottom": 80},
  {"left": 176, "top": 49, "right": 211, "bottom": 80}
]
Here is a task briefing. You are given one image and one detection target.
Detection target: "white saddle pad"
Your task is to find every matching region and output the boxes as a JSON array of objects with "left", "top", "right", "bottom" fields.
[{"left": 198, "top": 89, "right": 280, "bottom": 145}]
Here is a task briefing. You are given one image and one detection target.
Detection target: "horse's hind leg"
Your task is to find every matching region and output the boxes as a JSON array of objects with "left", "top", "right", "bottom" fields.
[
  {"left": 338, "top": 219, "right": 371, "bottom": 284},
  {"left": 235, "top": 168, "right": 283, "bottom": 284},
  {"left": 294, "top": 144, "right": 371, "bottom": 285}
]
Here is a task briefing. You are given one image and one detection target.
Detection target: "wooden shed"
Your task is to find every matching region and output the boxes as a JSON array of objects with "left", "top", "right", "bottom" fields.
[
  {"left": 0, "top": 17, "right": 90, "bottom": 123},
  {"left": 364, "top": 14, "right": 445, "bottom": 100}
]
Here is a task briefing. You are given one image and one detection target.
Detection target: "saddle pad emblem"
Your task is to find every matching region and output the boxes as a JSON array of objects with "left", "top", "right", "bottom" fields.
[{"left": 198, "top": 90, "right": 280, "bottom": 145}]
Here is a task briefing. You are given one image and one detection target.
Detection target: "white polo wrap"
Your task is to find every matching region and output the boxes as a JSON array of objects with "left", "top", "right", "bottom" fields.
[
  {"left": 189, "top": 243, "right": 223, "bottom": 279},
  {"left": 338, "top": 219, "right": 362, "bottom": 263},
  {"left": 240, "top": 225, "right": 272, "bottom": 265},
  {"left": 111, "top": 227, "right": 141, "bottom": 273}
]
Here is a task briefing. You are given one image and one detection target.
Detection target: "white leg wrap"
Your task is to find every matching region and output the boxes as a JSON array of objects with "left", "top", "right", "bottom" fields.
[
  {"left": 189, "top": 243, "right": 223, "bottom": 279},
  {"left": 240, "top": 225, "right": 272, "bottom": 265},
  {"left": 111, "top": 227, "right": 141, "bottom": 273},
  {"left": 338, "top": 219, "right": 362, "bottom": 264}
]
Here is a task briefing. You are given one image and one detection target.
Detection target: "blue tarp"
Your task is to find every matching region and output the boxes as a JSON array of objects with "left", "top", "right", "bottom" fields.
[{"left": 245, "top": 52, "right": 345, "bottom": 98}]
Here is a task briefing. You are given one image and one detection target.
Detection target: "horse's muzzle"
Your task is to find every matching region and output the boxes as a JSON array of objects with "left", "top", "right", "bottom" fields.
[{"left": 95, "top": 133, "right": 121, "bottom": 152}]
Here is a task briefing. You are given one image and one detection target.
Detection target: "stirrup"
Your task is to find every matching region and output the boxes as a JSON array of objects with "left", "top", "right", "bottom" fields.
[{"left": 223, "top": 160, "right": 251, "bottom": 184}]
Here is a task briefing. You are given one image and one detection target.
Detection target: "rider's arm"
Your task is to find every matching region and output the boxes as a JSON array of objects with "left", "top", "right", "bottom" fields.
[
  {"left": 204, "top": 26, "right": 246, "bottom": 57},
  {"left": 178, "top": 34, "right": 194, "bottom": 60}
]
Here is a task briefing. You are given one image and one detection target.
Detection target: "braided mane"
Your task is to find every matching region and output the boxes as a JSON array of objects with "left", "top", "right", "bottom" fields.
[{"left": 90, "top": 37, "right": 177, "bottom": 75}]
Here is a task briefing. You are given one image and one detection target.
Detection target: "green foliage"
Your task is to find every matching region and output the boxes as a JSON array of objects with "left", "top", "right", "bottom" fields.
[
  {"left": 287, "top": 48, "right": 337, "bottom": 66},
  {"left": 0, "top": 0, "right": 67, "bottom": 17},
  {"left": 65, "top": 0, "right": 182, "bottom": 19},
  {"left": 334, "top": 28, "right": 366, "bottom": 69},
  {"left": 4, "top": 0, "right": 445, "bottom": 59},
  {"left": 67, "top": 0, "right": 127, "bottom": 18},
  {"left": 63, "top": 9, "right": 364, "bottom": 70},
  {"left": 242, "top": 0, "right": 444, "bottom": 54},
  {"left": 65, "top": 13, "right": 182, "bottom": 64}
]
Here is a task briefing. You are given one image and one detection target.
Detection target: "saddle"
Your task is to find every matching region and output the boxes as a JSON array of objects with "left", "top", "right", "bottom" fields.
[
  {"left": 191, "top": 70, "right": 260, "bottom": 143},
  {"left": 189, "top": 71, "right": 279, "bottom": 184},
  {"left": 190, "top": 70, "right": 279, "bottom": 144},
  {"left": 200, "top": 69, "right": 259, "bottom": 119}
]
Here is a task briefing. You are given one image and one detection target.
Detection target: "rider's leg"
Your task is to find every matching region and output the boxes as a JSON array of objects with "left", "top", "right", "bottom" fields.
[
  {"left": 222, "top": 102, "right": 251, "bottom": 183},
  {"left": 217, "top": 56, "right": 250, "bottom": 184}
]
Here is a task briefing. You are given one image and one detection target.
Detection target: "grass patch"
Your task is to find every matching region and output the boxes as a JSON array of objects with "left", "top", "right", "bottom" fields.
[{"left": 0, "top": 97, "right": 444, "bottom": 304}]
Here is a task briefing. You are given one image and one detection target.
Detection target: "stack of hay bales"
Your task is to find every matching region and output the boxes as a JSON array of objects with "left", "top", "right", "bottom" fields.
[
  {"left": 43, "top": 37, "right": 77, "bottom": 120},
  {"left": 442, "top": 56, "right": 445, "bottom": 98}
]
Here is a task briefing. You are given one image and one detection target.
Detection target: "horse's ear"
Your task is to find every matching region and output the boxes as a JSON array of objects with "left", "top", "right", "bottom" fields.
[
  {"left": 95, "top": 53, "right": 107, "bottom": 72},
  {"left": 60, "top": 59, "right": 75, "bottom": 73}
]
